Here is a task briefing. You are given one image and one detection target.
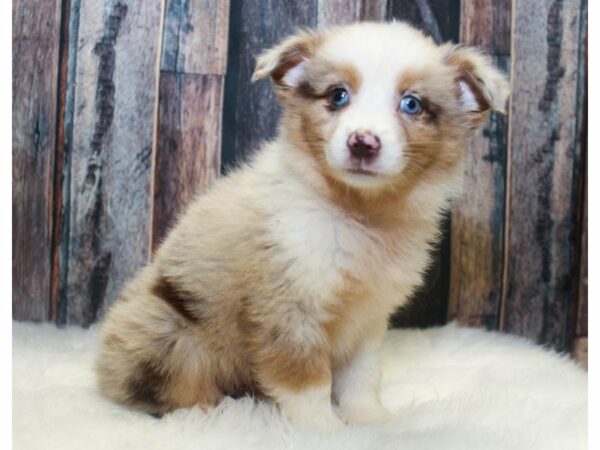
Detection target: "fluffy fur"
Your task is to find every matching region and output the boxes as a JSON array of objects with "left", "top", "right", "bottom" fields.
[
  {"left": 95, "top": 22, "right": 510, "bottom": 430},
  {"left": 14, "top": 322, "right": 587, "bottom": 449}
]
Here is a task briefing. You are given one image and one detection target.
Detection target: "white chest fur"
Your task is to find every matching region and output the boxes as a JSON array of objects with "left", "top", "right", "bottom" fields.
[
  {"left": 254, "top": 148, "right": 442, "bottom": 321},
  {"left": 263, "top": 179, "right": 372, "bottom": 308}
]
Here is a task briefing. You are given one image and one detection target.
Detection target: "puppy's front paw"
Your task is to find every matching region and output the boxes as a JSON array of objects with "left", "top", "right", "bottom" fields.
[
  {"left": 340, "top": 398, "right": 393, "bottom": 425},
  {"left": 275, "top": 383, "right": 345, "bottom": 433},
  {"left": 286, "top": 408, "right": 345, "bottom": 433}
]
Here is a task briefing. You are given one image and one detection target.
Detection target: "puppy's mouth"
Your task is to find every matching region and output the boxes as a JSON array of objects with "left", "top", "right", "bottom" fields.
[
  {"left": 347, "top": 167, "right": 378, "bottom": 177},
  {"left": 345, "top": 159, "right": 382, "bottom": 177}
]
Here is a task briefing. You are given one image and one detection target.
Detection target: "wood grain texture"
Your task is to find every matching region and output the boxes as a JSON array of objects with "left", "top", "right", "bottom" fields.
[
  {"left": 448, "top": 0, "right": 511, "bottom": 329},
  {"left": 388, "top": 0, "right": 459, "bottom": 328},
  {"left": 221, "top": 0, "right": 318, "bottom": 169},
  {"left": 575, "top": 177, "right": 587, "bottom": 337},
  {"left": 387, "top": 0, "right": 460, "bottom": 43},
  {"left": 317, "top": 0, "right": 387, "bottom": 25},
  {"left": 460, "top": 0, "right": 511, "bottom": 55},
  {"left": 60, "top": 0, "right": 164, "bottom": 325},
  {"left": 572, "top": 337, "right": 587, "bottom": 369},
  {"left": 154, "top": 0, "right": 228, "bottom": 250},
  {"left": 502, "top": 0, "right": 586, "bottom": 351},
  {"left": 362, "top": 0, "right": 387, "bottom": 21},
  {"left": 153, "top": 74, "right": 223, "bottom": 248},
  {"left": 318, "top": 0, "right": 361, "bottom": 25},
  {"left": 575, "top": 25, "right": 587, "bottom": 339},
  {"left": 12, "top": 0, "right": 62, "bottom": 321},
  {"left": 161, "top": 0, "right": 230, "bottom": 74},
  {"left": 50, "top": 0, "right": 73, "bottom": 322},
  {"left": 449, "top": 102, "right": 509, "bottom": 328}
]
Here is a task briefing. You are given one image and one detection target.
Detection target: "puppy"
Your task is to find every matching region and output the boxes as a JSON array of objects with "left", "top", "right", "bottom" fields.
[{"left": 96, "top": 22, "right": 509, "bottom": 431}]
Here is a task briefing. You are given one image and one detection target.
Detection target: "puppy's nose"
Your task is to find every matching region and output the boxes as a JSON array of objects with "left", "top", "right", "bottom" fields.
[{"left": 347, "top": 131, "right": 381, "bottom": 161}]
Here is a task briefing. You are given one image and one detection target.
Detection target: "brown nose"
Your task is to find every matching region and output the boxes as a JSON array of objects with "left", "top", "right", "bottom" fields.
[{"left": 347, "top": 132, "right": 381, "bottom": 161}]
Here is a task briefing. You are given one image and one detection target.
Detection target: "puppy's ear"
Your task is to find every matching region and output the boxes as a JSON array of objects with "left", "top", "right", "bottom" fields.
[
  {"left": 252, "top": 29, "right": 320, "bottom": 87},
  {"left": 442, "top": 45, "right": 510, "bottom": 123}
]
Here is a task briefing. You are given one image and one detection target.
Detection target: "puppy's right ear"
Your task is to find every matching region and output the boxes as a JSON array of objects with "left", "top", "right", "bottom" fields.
[{"left": 252, "top": 30, "right": 320, "bottom": 87}]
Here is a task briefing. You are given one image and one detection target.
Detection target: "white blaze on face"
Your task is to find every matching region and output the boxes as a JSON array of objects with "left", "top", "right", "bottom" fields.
[
  {"left": 315, "top": 24, "right": 440, "bottom": 189},
  {"left": 325, "top": 87, "right": 405, "bottom": 187}
]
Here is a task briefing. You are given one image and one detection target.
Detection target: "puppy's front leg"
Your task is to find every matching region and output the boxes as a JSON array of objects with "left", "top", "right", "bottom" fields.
[
  {"left": 254, "top": 327, "right": 343, "bottom": 432},
  {"left": 333, "top": 333, "right": 392, "bottom": 425},
  {"left": 271, "top": 378, "right": 343, "bottom": 432}
]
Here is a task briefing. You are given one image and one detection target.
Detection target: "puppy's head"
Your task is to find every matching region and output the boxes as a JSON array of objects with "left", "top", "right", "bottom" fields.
[{"left": 253, "top": 22, "right": 509, "bottom": 191}]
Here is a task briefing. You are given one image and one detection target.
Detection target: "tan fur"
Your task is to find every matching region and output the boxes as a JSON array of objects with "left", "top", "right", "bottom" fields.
[{"left": 96, "top": 22, "right": 509, "bottom": 424}]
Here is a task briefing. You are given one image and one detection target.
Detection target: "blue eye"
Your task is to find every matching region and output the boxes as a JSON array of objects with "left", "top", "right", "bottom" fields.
[
  {"left": 329, "top": 87, "right": 350, "bottom": 109},
  {"left": 400, "top": 95, "right": 421, "bottom": 115}
]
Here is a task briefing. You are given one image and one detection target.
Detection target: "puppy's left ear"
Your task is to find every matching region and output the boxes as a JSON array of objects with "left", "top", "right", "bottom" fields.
[
  {"left": 442, "top": 45, "right": 510, "bottom": 124},
  {"left": 252, "top": 29, "right": 320, "bottom": 87}
]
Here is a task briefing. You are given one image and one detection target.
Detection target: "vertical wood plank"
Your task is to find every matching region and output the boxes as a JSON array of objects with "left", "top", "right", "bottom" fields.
[
  {"left": 12, "top": 0, "right": 62, "bottom": 321},
  {"left": 221, "top": 1, "right": 318, "bottom": 170},
  {"left": 575, "top": 179, "right": 587, "bottom": 338},
  {"left": 318, "top": 0, "right": 361, "bottom": 25},
  {"left": 61, "top": 0, "right": 164, "bottom": 325},
  {"left": 574, "top": 30, "right": 588, "bottom": 343},
  {"left": 502, "top": 0, "right": 586, "bottom": 351},
  {"left": 387, "top": 0, "right": 460, "bottom": 43},
  {"left": 153, "top": 74, "right": 224, "bottom": 247},
  {"left": 387, "top": 0, "right": 460, "bottom": 328},
  {"left": 448, "top": 0, "right": 511, "bottom": 329},
  {"left": 161, "top": 0, "right": 229, "bottom": 74},
  {"left": 153, "top": 0, "right": 229, "bottom": 248},
  {"left": 317, "top": 0, "right": 387, "bottom": 26},
  {"left": 361, "top": 0, "right": 387, "bottom": 21},
  {"left": 572, "top": 95, "right": 587, "bottom": 368},
  {"left": 50, "top": 0, "right": 73, "bottom": 323},
  {"left": 572, "top": 337, "right": 587, "bottom": 369}
]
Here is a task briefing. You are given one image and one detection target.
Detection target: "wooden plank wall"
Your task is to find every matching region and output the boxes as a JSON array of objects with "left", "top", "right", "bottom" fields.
[
  {"left": 12, "top": 0, "right": 62, "bottom": 321},
  {"left": 153, "top": 0, "right": 229, "bottom": 248},
  {"left": 448, "top": 0, "right": 511, "bottom": 329},
  {"left": 503, "top": 0, "right": 586, "bottom": 352},
  {"left": 12, "top": 0, "right": 588, "bottom": 364},
  {"left": 59, "top": 0, "right": 164, "bottom": 326}
]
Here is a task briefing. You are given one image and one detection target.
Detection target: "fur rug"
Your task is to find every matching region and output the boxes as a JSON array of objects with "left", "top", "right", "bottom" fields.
[{"left": 13, "top": 321, "right": 587, "bottom": 450}]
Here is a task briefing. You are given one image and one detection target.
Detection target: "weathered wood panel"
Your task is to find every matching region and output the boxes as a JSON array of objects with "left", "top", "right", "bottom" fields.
[
  {"left": 448, "top": 0, "right": 511, "bottom": 329},
  {"left": 387, "top": 0, "right": 460, "bottom": 43},
  {"left": 221, "top": 0, "right": 318, "bottom": 169},
  {"left": 459, "top": 0, "right": 511, "bottom": 55},
  {"left": 60, "top": 0, "right": 164, "bottom": 325},
  {"left": 576, "top": 179, "right": 587, "bottom": 338},
  {"left": 572, "top": 337, "right": 587, "bottom": 369},
  {"left": 575, "top": 29, "right": 588, "bottom": 342},
  {"left": 318, "top": 0, "right": 361, "bottom": 25},
  {"left": 12, "top": 0, "right": 62, "bottom": 321},
  {"left": 318, "top": 0, "right": 387, "bottom": 26},
  {"left": 362, "top": 0, "right": 387, "bottom": 21},
  {"left": 502, "top": 0, "right": 586, "bottom": 351},
  {"left": 153, "top": 0, "right": 229, "bottom": 249},
  {"left": 161, "top": 0, "right": 229, "bottom": 74},
  {"left": 388, "top": 0, "right": 460, "bottom": 328},
  {"left": 153, "top": 74, "right": 223, "bottom": 247}
]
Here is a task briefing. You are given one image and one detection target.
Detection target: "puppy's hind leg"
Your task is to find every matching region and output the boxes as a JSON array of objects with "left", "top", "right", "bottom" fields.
[{"left": 97, "top": 303, "right": 222, "bottom": 416}]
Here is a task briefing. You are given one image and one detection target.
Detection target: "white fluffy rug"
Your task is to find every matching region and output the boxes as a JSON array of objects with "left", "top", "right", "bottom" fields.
[{"left": 13, "top": 321, "right": 587, "bottom": 450}]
